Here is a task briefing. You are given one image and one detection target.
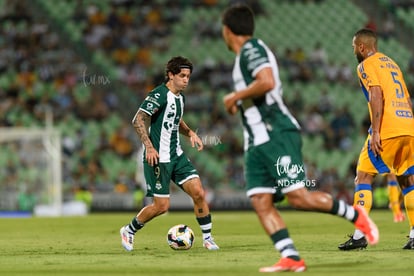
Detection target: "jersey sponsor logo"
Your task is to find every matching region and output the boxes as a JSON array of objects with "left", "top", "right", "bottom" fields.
[
  {"left": 167, "top": 111, "right": 175, "bottom": 119},
  {"left": 163, "top": 122, "right": 179, "bottom": 131},
  {"left": 163, "top": 103, "right": 179, "bottom": 131},
  {"left": 146, "top": 102, "right": 155, "bottom": 112},
  {"left": 145, "top": 96, "right": 161, "bottom": 105},
  {"left": 395, "top": 110, "right": 413, "bottom": 118},
  {"left": 243, "top": 44, "right": 268, "bottom": 71},
  {"left": 392, "top": 101, "right": 411, "bottom": 108},
  {"left": 248, "top": 57, "right": 268, "bottom": 71},
  {"left": 245, "top": 47, "right": 261, "bottom": 60},
  {"left": 163, "top": 121, "right": 173, "bottom": 131}
]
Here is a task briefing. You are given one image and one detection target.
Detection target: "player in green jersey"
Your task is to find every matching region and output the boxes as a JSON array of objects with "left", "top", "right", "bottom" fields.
[
  {"left": 221, "top": 4, "right": 377, "bottom": 272},
  {"left": 120, "top": 56, "right": 219, "bottom": 251}
]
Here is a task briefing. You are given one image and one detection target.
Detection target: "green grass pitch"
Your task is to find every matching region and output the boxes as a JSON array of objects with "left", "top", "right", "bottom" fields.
[{"left": 0, "top": 210, "right": 413, "bottom": 275}]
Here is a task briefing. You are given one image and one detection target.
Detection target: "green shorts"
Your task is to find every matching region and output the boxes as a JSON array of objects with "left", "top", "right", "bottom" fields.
[
  {"left": 245, "top": 130, "right": 307, "bottom": 198},
  {"left": 143, "top": 153, "right": 199, "bottom": 197}
]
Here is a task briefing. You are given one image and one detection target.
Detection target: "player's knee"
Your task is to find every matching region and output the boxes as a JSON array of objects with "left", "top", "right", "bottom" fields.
[
  {"left": 154, "top": 201, "right": 170, "bottom": 214},
  {"left": 250, "top": 194, "right": 272, "bottom": 212},
  {"left": 355, "top": 171, "right": 374, "bottom": 185},
  {"left": 189, "top": 188, "right": 205, "bottom": 203}
]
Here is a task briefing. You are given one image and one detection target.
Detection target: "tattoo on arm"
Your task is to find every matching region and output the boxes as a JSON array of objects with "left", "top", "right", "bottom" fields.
[
  {"left": 132, "top": 111, "right": 154, "bottom": 149},
  {"left": 198, "top": 208, "right": 203, "bottom": 214}
]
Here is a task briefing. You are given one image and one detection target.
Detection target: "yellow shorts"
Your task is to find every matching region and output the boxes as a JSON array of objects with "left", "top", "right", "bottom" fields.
[{"left": 356, "top": 135, "right": 414, "bottom": 176}]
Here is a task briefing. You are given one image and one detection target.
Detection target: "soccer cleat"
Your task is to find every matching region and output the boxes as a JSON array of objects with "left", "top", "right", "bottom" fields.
[
  {"left": 259, "top": 257, "right": 306, "bottom": 273},
  {"left": 353, "top": 205, "right": 379, "bottom": 246},
  {"left": 402, "top": 237, "right": 414, "bottom": 249},
  {"left": 120, "top": 226, "right": 134, "bottom": 251},
  {"left": 203, "top": 237, "right": 220, "bottom": 250},
  {"left": 393, "top": 212, "right": 405, "bottom": 223},
  {"left": 338, "top": 235, "right": 368, "bottom": 250}
]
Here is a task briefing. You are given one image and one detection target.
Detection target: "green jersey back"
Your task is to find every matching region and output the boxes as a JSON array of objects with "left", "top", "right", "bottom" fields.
[
  {"left": 139, "top": 84, "right": 184, "bottom": 162},
  {"left": 233, "top": 38, "right": 301, "bottom": 151}
]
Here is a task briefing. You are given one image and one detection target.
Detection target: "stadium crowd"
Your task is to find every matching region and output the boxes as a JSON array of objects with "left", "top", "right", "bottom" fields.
[{"left": 2, "top": 0, "right": 414, "bottom": 209}]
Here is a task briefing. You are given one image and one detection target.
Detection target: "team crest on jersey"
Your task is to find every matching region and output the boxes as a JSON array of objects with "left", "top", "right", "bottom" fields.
[
  {"left": 146, "top": 102, "right": 154, "bottom": 111},
  {"left": 163, "top": 121, "right": 173, "bottom": 131},
  {"left": 155, "top": 182, "right": 162, "bottom": 190},
  {"left": 167, "top": 111, "right": 175, "bottom": 118}
]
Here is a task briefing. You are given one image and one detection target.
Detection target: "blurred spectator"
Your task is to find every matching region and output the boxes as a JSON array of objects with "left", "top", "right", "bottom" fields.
[
  {"left": 373, "top": 179, "right": 389, "bottom": 208},
  {"left": 318, "top": 167, "right": 339, "bottom": 194},
  {"left": 74, "top": 186, "right": 93, "bottom": 210},
  {"left": 309, "top": 42, "right": 328, "bottom": 69},
  {"left": 335, "top": 180, "right": 353, "bottom": 204},
  {"left": 408, "top": 54, "right": 414, "bottom": 74},
  {"left": 337, "top": 62, "right": 353, "bottom": 84},
  {"left": 365, "top": 16, "right": 377, "bottom": 31},
  {"left": 329, "top": 107, "right": 355, "bottom": 150},
  {"left": 302, "top": 105, "right": 326, "bottom": 137},
  {"left": 379, "top": 13, "right": 395, "bottom": 40},
  {"left": 133, "top": 184, "right": 145, "bottom": 208},
  {"left": 109, "top": 122, "right": 134, "bottom": 158},
  {"left": 323, "top": 60, "right": 340, "bottom": 83},
  {"left": 317, "top": 88, "right": 334, "bottom": 115},
  {"left": 286, "top": 90, "right": 304, "bottom": 118}
]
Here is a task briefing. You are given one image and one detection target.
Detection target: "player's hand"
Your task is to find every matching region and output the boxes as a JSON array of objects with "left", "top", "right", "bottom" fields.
[
  {"left": 190, "top": 133, "right": 204, "bottom": 151},
  {"left": 223, "top": 92, "right": 238, "bottom": 115},
  {"left": 369, "top": 131, "right": 383, "bottom": 157},
  {"left": 145, "top": 147, "right": 159, "bottom": 166}
]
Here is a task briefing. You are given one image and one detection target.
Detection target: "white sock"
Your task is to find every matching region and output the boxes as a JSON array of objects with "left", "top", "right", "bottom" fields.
[
  {"left": 410, "top": 227, "right": 414, "bottom": 239},
  {"left": 353, "top": 229, "right": 364, "bottom": 240}
]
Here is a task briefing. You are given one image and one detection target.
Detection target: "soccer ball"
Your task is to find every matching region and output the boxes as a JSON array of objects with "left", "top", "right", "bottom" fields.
[{"left": 167, "top": 224, "right": 195, "bottom": 250}]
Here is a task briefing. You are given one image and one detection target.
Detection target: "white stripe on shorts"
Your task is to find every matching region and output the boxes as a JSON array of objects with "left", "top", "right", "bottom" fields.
[
  {"left": 246, "top": 187, "right": 277, "bottom": 197},
  {"left": 177, "top": 174, "right": 199, "bottom": 185}
]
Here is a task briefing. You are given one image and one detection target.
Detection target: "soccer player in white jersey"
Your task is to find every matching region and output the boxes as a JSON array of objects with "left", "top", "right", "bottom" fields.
[
  {"left": 120, "top": 56, "right": 219, "bottom": 251},
  {"left": 221, "top": 4, "right": 378, "bottom": 272}
]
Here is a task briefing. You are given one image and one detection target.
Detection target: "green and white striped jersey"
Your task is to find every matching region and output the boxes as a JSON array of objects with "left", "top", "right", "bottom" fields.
[
  {"left": 139, "top": 84, "right": 184, "bottom": 162},
  {"left": 232, "top": 38, "right": 301, "bottom": 151}
]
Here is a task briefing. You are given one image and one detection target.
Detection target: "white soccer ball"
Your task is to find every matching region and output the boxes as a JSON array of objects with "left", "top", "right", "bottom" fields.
[{"left": 167, "top": 224, "right": 195, "bottom": 250}]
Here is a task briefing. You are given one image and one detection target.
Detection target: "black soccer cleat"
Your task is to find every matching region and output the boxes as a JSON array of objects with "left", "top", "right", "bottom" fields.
[
  {"left": 338, "top": 235, "right": 368, "bottom": 251},
  {"left": 402, "top": 237, "right": 414, "bottom": 249}
]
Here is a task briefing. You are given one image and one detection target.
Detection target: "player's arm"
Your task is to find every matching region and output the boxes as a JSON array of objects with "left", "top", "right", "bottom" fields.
[
  {"left": 368, "top": 85, "right": 384, "bottom": 156},
  {"left": 132, "top": 109, "right": 159, "bottom": 166},
  {"left": 223, "top": 67, "right": 275, "bottom": 114},
  {"left": 179, "top": 119, "right": 203, "bottom": 151}
]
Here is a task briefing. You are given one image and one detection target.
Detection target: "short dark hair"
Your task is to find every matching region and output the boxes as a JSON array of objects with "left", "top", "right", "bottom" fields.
[
  {"left": 354, "top": 28, "right": 378, "bottom": 47},
  {"left": 354, "top": 28, "right": 377, "bottom": 41},
  {"left": 164, "top": 56, "right": 193, "bottom": 82},
  {"left": 222, "top": 4, "right": 254, "bottom": 36}
]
